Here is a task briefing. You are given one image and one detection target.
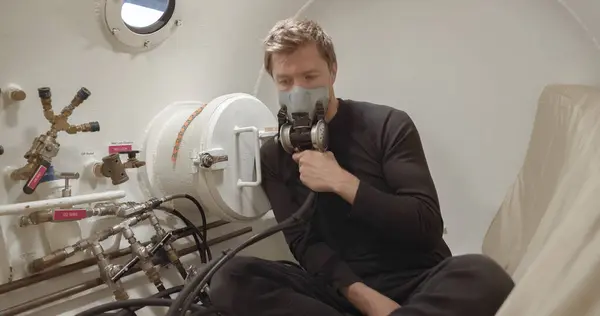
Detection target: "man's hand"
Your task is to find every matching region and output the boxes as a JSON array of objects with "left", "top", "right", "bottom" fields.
[
  {"left": 292, "top": 150, "right": 347, "bottom": 192},
  {"left": 342, "top": 283, "right": 401, "bottom": 316}
]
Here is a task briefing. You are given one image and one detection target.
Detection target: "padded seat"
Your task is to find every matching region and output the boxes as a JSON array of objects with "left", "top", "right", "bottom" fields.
[{"left": 482, "top": 84, "right": 600, "bottom": 316}]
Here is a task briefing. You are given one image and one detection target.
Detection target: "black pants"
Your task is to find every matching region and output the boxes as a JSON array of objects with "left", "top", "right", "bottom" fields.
[{"left": 208, "top": 254, "right": 514, "bottom": 316}]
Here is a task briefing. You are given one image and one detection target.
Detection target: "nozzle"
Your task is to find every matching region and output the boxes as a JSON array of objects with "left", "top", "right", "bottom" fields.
[
  {"left": 38, "top": 87, "right": 51, "bottom": 99},
  {"left": 77, "top": 87, "right": 91, "bottom": 101},
  {"left": 66, "top": 122, "right": 101, "bottom": 134},
  {"left": 90, "top": 121, "right": 100, "bottom": 132}
]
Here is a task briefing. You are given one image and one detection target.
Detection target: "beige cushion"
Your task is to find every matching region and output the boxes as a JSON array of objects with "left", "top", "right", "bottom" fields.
[{"left": 482, "top": 84, "right": 600, "bottom": 316}]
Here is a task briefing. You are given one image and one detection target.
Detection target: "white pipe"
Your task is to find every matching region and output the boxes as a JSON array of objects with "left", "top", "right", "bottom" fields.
[{"left": 0, "top": 190, "right": 127, "bottom": 215}]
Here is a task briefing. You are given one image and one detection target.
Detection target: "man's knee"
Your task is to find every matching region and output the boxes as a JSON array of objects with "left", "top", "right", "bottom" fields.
[
  {"left": 210, "top": 256, "right": 266, "bottom": 288},
  {"left": 446, "top": 254, "right": 514, "bottom": 300},
  {"left": 209, "top": 256, "right": 268, "bottom": 306}
]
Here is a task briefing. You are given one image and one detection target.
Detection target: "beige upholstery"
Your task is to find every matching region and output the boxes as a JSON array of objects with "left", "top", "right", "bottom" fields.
[{"left": 482, "top": 84, "right": 600, "bottom": 316}]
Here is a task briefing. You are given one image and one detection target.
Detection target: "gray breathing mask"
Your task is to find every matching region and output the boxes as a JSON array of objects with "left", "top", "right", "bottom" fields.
[{"left": 275, "top": 86, "right": 330, "bottom": 154}]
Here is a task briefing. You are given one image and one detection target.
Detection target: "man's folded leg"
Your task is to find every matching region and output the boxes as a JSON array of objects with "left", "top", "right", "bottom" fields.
[
  {"left": 387, "top": 254, "right": 514, "bottom": 316},
  {"left": 208, "top": 256, "right": 358, "bottom": 316}
]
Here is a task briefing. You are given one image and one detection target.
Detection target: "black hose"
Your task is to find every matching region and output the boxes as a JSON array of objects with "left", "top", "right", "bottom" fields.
[
  {"left": 156, "top": 206, "right": 209, "bottom": 263},
  {"left": 182, "top": 194, "right": 211, "bottom": 259},
  {"left": 73, "top": 298, "right": 205, "bottom": 316},
  {"left": 158, "top": 194, "right": 212, "bottom": 260},
  {"left": 172, "top": 208, "right": 210, "bottom": 260},
  {"left": 114, "top": 285, "right": 184, "bottom": 316},
  {"left": 166, "top": 191, "right": 317, "bottom": 316}
]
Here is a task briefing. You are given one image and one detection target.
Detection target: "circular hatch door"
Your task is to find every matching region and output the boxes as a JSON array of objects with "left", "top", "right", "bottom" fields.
[{"left": 200, "top": 94, "right": 277, "bottom": 221}]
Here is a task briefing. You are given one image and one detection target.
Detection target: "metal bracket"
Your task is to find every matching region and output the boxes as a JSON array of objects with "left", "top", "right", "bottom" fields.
[
  {"left": 259, "top": 127, "right": 278, "bottom": 141},
  {"left": 190, "top": 148, "right": 228, "bottom": 173}
]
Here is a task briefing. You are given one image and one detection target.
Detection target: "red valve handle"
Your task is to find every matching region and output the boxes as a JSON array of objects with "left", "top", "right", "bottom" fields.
[{"left": 23, "top": 160, "right": 51, "bottom": 195}]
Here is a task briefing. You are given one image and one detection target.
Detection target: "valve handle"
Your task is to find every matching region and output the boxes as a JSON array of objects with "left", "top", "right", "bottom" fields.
[
  {"left": 23, "top": 160, "right": 51, "bottom": 195},
  {"left": 57, "top": 172, "right": 80, "bottom": 180},
  {"left": 119, "top": 150, "right": 140, "bottom": 159}
]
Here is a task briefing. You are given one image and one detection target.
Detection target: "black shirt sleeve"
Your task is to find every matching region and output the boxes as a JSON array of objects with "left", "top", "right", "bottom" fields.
[
  {"left": 260, "top": 140, "right": 362, "bottom": 291},
  {"left": 348, "top": 109, "right": 444, "bottom": 250}
]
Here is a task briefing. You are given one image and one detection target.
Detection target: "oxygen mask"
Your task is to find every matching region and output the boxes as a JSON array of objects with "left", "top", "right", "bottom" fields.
[{"left": 275, "top": 86, "right": 330, "bottom": 154}]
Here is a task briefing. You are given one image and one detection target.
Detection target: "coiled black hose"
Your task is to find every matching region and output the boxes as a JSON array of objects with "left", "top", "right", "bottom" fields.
[{"left": 166, "top": 191, "right": 317, "bottom": 316}]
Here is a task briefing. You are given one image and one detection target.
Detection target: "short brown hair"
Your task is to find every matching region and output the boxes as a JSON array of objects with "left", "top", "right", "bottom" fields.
[{"left": 263, "top": 19, "right": 337, "bottom": 76}]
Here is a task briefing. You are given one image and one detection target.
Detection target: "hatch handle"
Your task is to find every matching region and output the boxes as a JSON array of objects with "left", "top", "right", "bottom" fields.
[{"left": 233, "top": 126, "right": 262, "bottom": 187}]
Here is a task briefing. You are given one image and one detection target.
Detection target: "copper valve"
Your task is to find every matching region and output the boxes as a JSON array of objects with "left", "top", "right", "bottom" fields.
[
  {"left": 93, "top": 150, "right": 146, "bottom": 185},
  {"left": 11, "top": 87, "right": 100, "bottom": 195}
]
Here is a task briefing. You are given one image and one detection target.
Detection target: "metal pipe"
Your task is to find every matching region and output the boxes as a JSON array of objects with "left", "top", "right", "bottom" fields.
[
  {"left": 0, "top": 220, "right": 228, "bottom": 295},
  {"left": 0, "top": 190, "right": 126, "bottom": 215},
  {"left": 2, "top": 278, "right": 104, "bottom": 316},
  {"left": 0, "top": 226, "right": 252, "bottom": 316}
]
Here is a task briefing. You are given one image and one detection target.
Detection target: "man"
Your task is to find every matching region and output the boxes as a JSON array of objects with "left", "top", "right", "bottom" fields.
[{"left": 209, "top": 18, "right": 514, "bottom": 316}]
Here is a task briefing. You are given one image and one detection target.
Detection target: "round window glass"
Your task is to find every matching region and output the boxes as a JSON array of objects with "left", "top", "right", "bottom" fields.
[{"left": 121, "top": 0, "right": 175, "bottom": 34}]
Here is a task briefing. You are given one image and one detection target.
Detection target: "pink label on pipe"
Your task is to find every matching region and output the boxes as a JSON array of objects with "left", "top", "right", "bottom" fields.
[
  {"left": 53, "top": 209, "right": 87, "bottom": 221},
  {"left": 108, "top": 144, "right": 132, "bottom": 154},
  {"left": 27, "top": 165, "right": 47, "bottom": 189}
]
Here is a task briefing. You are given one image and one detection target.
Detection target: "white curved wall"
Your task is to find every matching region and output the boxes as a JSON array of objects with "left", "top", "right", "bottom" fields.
[
  {"left": 0, "top": 0, "right": 599, "bottom": 314},
  {"left": 0, "top": 0, "right": 305, "bottom": 315},
  {"left": 255, "top": 0, "right": 600, "bottom": 254}
]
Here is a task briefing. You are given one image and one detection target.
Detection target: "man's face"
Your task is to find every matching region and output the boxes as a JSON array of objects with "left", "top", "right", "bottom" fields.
[{"left": 271, "top": 42, "right": 337, "bottom": 92}]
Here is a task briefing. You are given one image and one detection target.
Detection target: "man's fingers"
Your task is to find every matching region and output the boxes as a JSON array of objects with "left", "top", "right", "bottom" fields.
[{"left": 292, "top": 151, "right": 308, "bottom": 163}]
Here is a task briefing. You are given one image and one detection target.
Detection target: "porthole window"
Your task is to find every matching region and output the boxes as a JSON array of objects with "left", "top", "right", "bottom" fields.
[
  {"left": 104, "top": 0, "right": 181, "bottom": 50},
  {"left": 121, "top": 0, "right": 175, "bottom": 34}
]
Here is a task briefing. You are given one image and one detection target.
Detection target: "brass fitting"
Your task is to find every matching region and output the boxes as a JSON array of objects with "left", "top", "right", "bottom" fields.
[
  {"left": 9, "top": 89, "right": 26, "bottom": 101},
  {"left": 19, "top": 210, "right": 53, "bottom": 227},
  {"left": 27, "top": 241, "right": 87, "bottom": 273},
  {"left": 11, "top": 134, "right": 59, "bottom": 181},
  {"left": 12, "top": 87, "right": 100, "bottom": 195},
  {"left": 93, "top": 151, "right": 146, "bottom": 185}
]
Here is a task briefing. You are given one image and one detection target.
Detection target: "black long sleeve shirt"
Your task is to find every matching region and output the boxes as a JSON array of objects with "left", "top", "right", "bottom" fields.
[{"left": 260, "top": 99, "right": 451, "bottom": 291}]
